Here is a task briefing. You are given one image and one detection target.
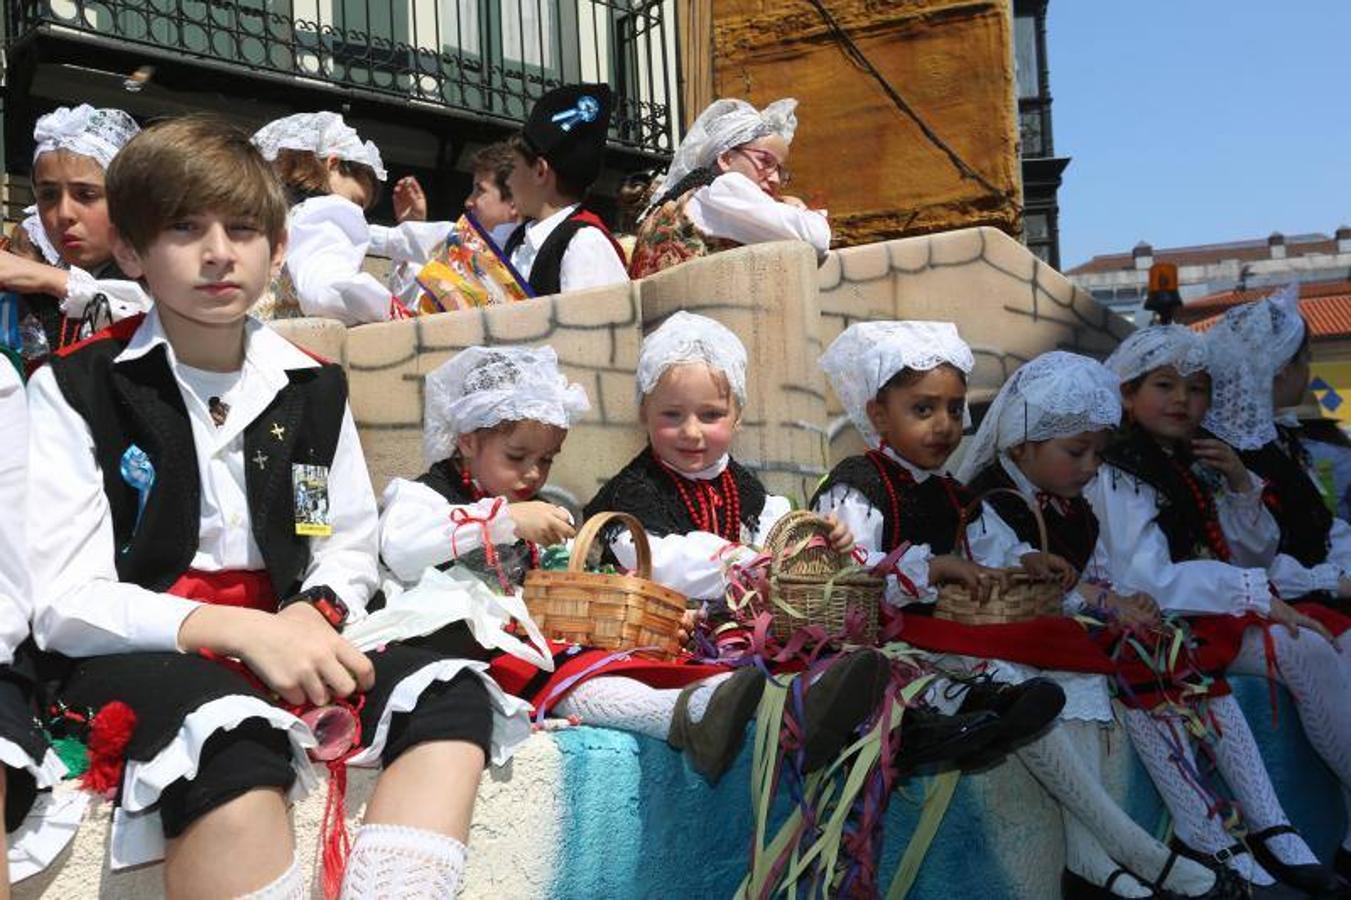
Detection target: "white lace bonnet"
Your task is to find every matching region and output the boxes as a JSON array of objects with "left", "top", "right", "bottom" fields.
[
  {"left": 1103, "top": 324, "right": 1210, "bottom": 384},
  {"left": 32, "top": 104, "right": 140, "bottom": 170},
  {"left": 649, "top": 98, "right": 798, "bottom": 206},
  {"left": 422, "top": 345, "right": 590, "bottom": 464},
  {"left": 250, "top": 111, "right": 388, "bottom": 182},
  {"left": 636, "top": 311, "right": 748, "bottom": 404},
  {"left": 955, "top": 351, "right": 1121, "bottom": 482},
  {"left": 820, "top": 320, "right": 975, "bottom": 449},
  {"left": 1201, "top": 283, "right": 1306, "bottom": 450}
]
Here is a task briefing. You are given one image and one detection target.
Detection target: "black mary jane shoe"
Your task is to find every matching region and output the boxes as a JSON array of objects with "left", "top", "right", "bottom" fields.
[
  {"left": 1063, "top": 866, "right": 1167, "bottom": 899},
  {"left": 1167, "top": 837, "right": 1309, "bottom": 900},
  {"left": 1247, "top": 825, "right": 1351, "bottom": 899},
  {"left": 953, "top": 675, "right": 1066, "bottom": 770}
]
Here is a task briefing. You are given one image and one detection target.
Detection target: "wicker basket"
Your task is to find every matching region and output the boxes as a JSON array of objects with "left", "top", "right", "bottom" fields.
[
  {"left": 757, "top": 511, "right": 883, "bottom": 643},
  {"left": 523, "top": 511, "right": 687, "bottom": 658},
  {"left": 934, "top": 487, "right": 1065, "bottom": 626}
]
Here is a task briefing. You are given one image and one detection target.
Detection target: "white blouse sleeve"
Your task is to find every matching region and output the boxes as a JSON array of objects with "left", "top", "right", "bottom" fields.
[
  {"left": 298, "top": 407, "right": 380, "bottom": 616},
  {"left": 1214, "top": 470, "right": 1280, "bottom": 567},
  {"left": 1268, "top": 553, "right": 1341, "bottom": 599},
  {"left": 558, "top": 228, "right": 629, "bottom": 294},
  {"left": 26, "top": 366, "right": 201, "bottom": 656},
  {"left": 284, "top": 195, "right": 393, "bottom": 325},
  {"left": 1326, "top": 515, "right": 1351, "bottom": 573},
  {"left": 62, "top": 266, "right": 152, "bottom": 323},
  {"left": 686, "top": 172, "right": 832, "bottom": 259},
  {"left": 1084, "top": 466, "right": 1271, "bottom": 617},
  {"left": 367, "top": 220, "right": 453, "bottom": 266},
  {"left": 965, "top": 502, "right": 1036, "bottom": 569},
  {"left": 812, "top": 484, "right": 934, "bottom": 606},
  {"left": 0, "top": 366, "right": 32, "bottom": 664},
  {"left": 378, "top": 478, "right": 517, "bottom": 583}
]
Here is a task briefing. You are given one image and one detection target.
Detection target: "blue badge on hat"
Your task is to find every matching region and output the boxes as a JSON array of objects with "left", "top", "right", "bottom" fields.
[
  {"left": 551, "top": 95, "right": 600, "bottom": 132},
  {"left": 119, "top": 444, "right": 155, "bottom": 543}
]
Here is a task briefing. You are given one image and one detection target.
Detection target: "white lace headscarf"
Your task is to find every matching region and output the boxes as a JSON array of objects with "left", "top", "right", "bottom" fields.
[
  {"left": 636, "top": 311, "right": 748, "bottom": 405},
  {"left": 250, "top": 111, "right": 388, "bottom": 182},
  {"left": 1202, "top": 283, "right": 1306, "bottom": 450},
  {"left": 648, "top": 98, "right": 798, "bottom": 209},
  {"left": 820, "top": 321, "right": 975, "bottom": 449},
  {"left": 1103, "top": 325, "right": 1210, "bottom": 385},
  {"left": 422, "top": 345, "right": 589, "bottom": 465},
  {"left": 955, "top": 351, "right": 1121, "bottom": 483},
  {"left": 32, "top": 104, "right": 139, "bottom": 170}
]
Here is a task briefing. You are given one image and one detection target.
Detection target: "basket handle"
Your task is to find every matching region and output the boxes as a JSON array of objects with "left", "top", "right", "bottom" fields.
[
  {"left": 764, "top": 510, "right": 839, "bottom": 578},
  {"left": 571, "top": 510, "right": 654, "bottom": 578},
  {"left": 955, "top": 487, "right": 1051, "bottom": 558}
]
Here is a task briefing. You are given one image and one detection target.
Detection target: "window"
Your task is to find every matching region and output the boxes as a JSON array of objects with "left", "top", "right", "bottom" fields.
[
  {"left": 499, "top": 1, "right": 556, "bottom": 70},
  {"left": 1013, "top": 15, "right": 1039, "bottom": 100}
]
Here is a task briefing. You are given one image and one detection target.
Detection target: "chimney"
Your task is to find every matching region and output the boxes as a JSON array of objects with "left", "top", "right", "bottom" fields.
[
  {"left": 1268, "top": 231, "right": 1286, "bottom": 260},
  {"left": 1337, "top": 225, "right": 1351, "bottom": 254},
  {"left": 1132, "top": 241, "right": 1153, "bottom": 270}
]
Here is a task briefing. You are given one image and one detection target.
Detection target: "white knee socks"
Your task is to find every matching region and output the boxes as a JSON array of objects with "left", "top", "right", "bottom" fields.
[
  {"left": 340, "top": 824, "right": 467, "bottom": 899},
  {"left": 551, "top": 673, "right": 732, "bottom": 739},
  {"left": 240, "top": 854, "right": 305, "bottom": 900}
]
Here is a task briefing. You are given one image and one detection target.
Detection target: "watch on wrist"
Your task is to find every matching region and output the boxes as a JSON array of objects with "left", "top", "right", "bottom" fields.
[{"left": 280, "top": 585, "right": 349, "bottom": 630}]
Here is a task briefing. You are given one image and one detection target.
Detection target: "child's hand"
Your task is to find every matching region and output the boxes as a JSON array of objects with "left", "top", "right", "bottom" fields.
[
  {"left": 823, "top": 514, "right": 855, "bottom": 554},
  {"left": 1337, "top": 576, "right": 1351, "bottom": 600},
  {"left": 393, "top": 176, "right": 427, "bottom": 223},
  {"left": 677, "top": 608, "right": 703, "bottom": 645},
  {"left": 779, "top": 195, "right": 809, "bottom": 210},
  {"left": 509, "top": 501, "right": 575, "bottom": 546},
  {"left": 179, "top": 605, "right": 375, "bottom": 707},
  {"left": 1018, "top": 551, "right": 1077, "bottom": 590},
  {"left": 928, "top": 555, "right": 1010, "bottom": 603},
  {"left": 1268, "top": 598, "right": 1339, "bottom": 647},
  {"left": 1191, "top": 438, "right": 1251, "bottom": 493},
  {"left": 1103, "top": 591, "right": 1160, "bottom": 628}
]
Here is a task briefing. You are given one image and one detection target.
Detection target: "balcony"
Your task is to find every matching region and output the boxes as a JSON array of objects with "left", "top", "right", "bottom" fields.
[{"left": 4, "top": 0, "right": 679, "bottom": 158}]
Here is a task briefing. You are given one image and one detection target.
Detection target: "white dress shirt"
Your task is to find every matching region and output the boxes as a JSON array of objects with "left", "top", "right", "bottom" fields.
[
  {"left": 26, "top": 309, "right": 380, "bottom": 657},
  {"left": 813, "top": 446, "right": 1033, "bottom": 606},
  {"left": 508, "top": 204, "right": 629, "bottom": 294},
  {"left": 1084, "top": 463, "right": 1278, "bottom": 617},
  {"left": 686, "top": 172, "right": 832, "bottom": 260},
  {"left": 0, "top": 363, "right": 32, "bottom": 664},
  {"left": 367, "top": 218, "right": 522, "bottom": 308},
  {"left": 284, "top": 195, "right": 393, "bottom": 325}
]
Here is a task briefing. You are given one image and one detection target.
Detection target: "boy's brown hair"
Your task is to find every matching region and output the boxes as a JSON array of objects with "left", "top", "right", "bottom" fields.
[
  {"left": 471, "top": 142, "right": 516, "bottom": 201},
  {"left": 272, "top": 148, "right": 382, "bottom": 211},
  {"left": 107, "top": 116, "right": 289, "bottom": 253}
]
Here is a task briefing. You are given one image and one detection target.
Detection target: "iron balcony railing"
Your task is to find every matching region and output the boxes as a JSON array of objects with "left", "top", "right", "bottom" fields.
[{"left": 6, "top": 0, "right": 679, "bottom": 156}]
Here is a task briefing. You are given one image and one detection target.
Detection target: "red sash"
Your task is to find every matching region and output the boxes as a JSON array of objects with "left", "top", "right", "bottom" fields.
[{"left": 166, "top": 569, "right": 279, "bottom": 612}]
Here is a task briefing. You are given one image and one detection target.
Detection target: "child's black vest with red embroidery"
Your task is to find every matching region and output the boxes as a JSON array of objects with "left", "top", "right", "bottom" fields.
[
  {"left": 49, "top": 317, "right": 347, "bottom": 598},
  {"left": 1240, "top": 425, "right": 1333, "bottom": 569},
  {"left": 502, "top": 208, "right": 626, "bottom": 297},
  {"left": 810, "top": 449, "right": 979, "bottom": 557},
  {"left": 965, "top": 463, "right": 1099, "bottom": 573}
]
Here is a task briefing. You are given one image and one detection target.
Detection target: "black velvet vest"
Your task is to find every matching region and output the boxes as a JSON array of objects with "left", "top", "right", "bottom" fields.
[
  {"left": 503, "top": 208, "right": 622, "bottom": 297},
  {"left": 49, "top": 316, "right": 348, "bottom": 597},
  {"left": 965, "top": 462, "right": 1099, "bottom": 573},
  {"left": 1240, "top": 425, "right": 1333, "bottom": 568}
]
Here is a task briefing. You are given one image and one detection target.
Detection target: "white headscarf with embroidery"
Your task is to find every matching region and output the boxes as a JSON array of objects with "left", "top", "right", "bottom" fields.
[
  {"left": 422, "top": 345, "right": 589, "bottom": 465},
  {"left": 1103, "top": 324, "right": 1210, "bottom": 385},
  {"left": 251, "top": 111, "right": 388, "bottom": 182},
  {"left": 32, "top": 104, "right": 139, "bottom": 171},
  {"left": 648, "top": 98, "right": 797, "bottom": 210},
  {"left": 820, "top": 320, "right": 975, "bottom": 449},
  {"left": 636, "top": 311, "right": 748, "bottom": 405}
]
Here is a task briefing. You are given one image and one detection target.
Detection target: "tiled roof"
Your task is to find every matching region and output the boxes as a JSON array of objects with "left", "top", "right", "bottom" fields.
[
  {"left": 1186, "top": 280, "right": 1351, "bottom": 338},
  {"left": 1068, "top": 235, "right": 1340, "bottom": 276}
]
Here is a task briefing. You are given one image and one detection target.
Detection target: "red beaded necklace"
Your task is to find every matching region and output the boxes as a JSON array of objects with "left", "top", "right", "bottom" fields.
[
  {"left": 662, "top": 462, "right": 742, "bottom": 540},
  {"left": 866, "top": 446, "right": 970, "bottom": 554},
  {"left": 1168, "top": 458, "right": 1231, "bottom": 562}
]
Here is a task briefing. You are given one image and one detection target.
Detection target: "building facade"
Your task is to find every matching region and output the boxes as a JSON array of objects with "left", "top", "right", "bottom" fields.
[
  {"left": 1, "top": 0, "right": 682, "bottom": 225},
  {"left": 1013, "top": 0, "right": 1069, "bottom": 269}
]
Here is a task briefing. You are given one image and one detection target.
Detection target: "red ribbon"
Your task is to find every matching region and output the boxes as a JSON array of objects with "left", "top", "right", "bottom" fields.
[{"left": 449, "top": 498, "right": 511, "bottom": 592}]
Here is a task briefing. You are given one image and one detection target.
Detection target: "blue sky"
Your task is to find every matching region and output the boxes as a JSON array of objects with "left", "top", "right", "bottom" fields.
[{"left": 1048, "top": 2, "right": 1351, "bottom": 269}]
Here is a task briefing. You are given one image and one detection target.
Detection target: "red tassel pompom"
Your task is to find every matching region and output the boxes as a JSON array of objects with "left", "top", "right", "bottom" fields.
[{"left": 80, "top": 701, "right": 137, "bottom": 797}]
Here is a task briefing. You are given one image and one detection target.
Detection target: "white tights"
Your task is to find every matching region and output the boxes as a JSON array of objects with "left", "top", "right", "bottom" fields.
[
  {"left": 552, "top": 673, "right": 732, "bottom": 739},
  {"left": 340, "top": 824, "right": 468, "bottom": 899},
  {"left": 1017, "top": 720, "right": 1215, "bottom": 897},
  {"left": 1229, "top": 622, "right": 1351, "bottom": 850}
]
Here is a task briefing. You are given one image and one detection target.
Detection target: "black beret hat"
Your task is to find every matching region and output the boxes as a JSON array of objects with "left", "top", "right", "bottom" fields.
[{"left": 521, "top": 82, "right": 613, "bottom": 189}]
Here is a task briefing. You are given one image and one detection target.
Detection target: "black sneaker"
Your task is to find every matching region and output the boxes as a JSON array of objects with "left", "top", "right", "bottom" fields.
[
  {"left": 894, "top": 705, "right": 1000, "bottom": 776},
  {"left": 955, "top": 676, "right": 1066, "bottom": 770},
  {"left": 667, "top": 666, "right": 766, "bottom": 784},
  {"left": 800, "top": 649, "right": 890, "bottom": 773}
]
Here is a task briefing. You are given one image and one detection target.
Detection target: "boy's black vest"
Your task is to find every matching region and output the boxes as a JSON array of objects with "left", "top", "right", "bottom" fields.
[
  {"left": 1240, "top": 425, "right": 1333, "bottom": 568},
  {"left": 49, "top": 315, "right": 347, "bottom": 598},
  {"left": 585, "top": 447, "right": 767, "bottom": 539},
  {"left": 810, "top": 450, "right": 979, "bottom": 557},
  {"left": 1101, "top": 426, "right": 1225, "bottom": 564},
  {"left": 965, "top": 463, "right": 1099, "bottom": 574},
  {"left": 503, "top": 208, "right": 625, "bottom": 297}
]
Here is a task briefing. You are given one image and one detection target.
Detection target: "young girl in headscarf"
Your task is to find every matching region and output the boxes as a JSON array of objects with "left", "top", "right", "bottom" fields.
[
  {"left": 1090, "top": 325, "right": 1348, "bottom": 897},
  {"left": 1202, "top": 286, "right": 1351, "bottom": 884},
  {"left": 0, "top": 104, "right": 149, "bottom": 354},
  {"left": 953, "top": 351, "right": 1222, "bottom": 899},
  {"left": 627, "top": 98, "right": 830, "bottom": 279}
]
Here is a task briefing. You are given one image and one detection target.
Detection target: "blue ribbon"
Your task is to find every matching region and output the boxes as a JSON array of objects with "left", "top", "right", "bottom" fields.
[
  {"left": 119, "top": 444, "right": 154, "bottom": 543},
  {"left": 550, "top": 95, "right": 600, "bottom": 132}
]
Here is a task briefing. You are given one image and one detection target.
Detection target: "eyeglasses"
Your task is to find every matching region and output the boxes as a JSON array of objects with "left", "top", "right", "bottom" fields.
[{"left": 733, "top": 147, "right": 792, "bottom": 186}]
